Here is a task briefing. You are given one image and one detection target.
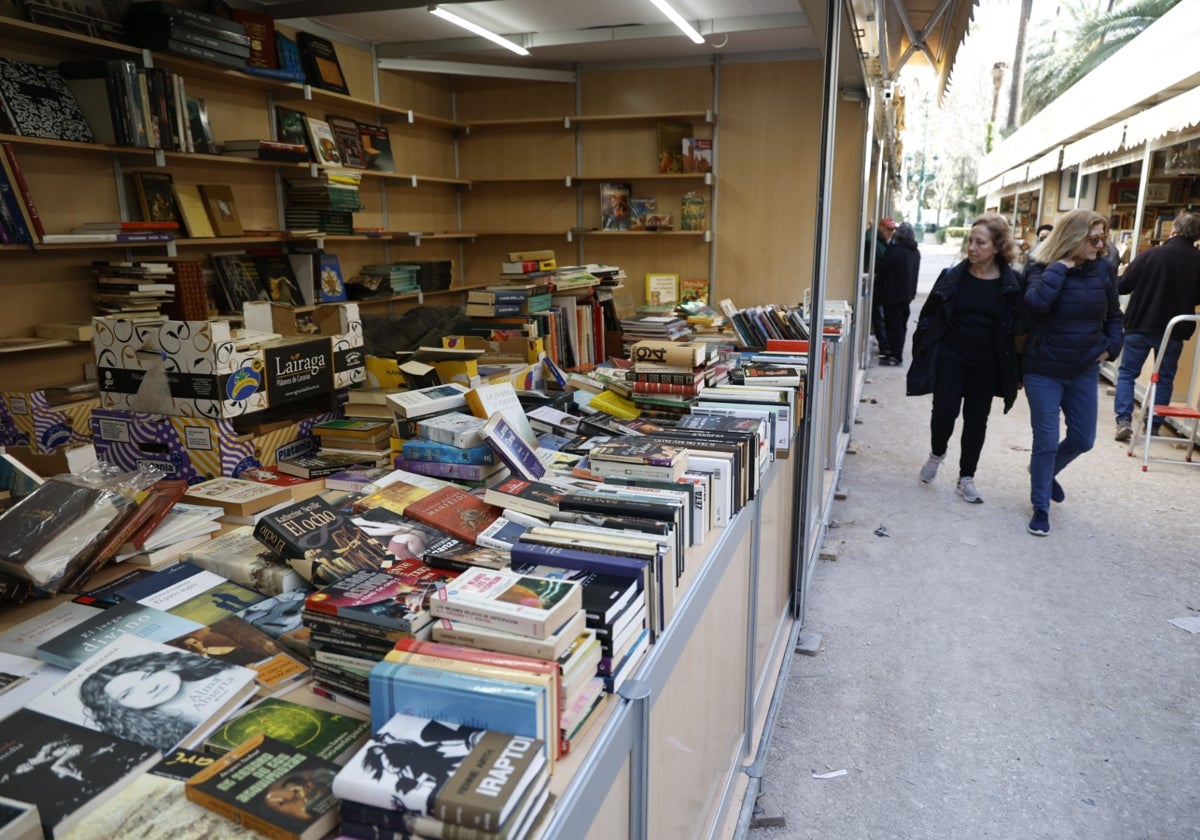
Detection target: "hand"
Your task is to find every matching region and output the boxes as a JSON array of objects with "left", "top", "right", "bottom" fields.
[
  {"left": 1098, "top": 351, "right": 1110, "bottom": 362},
  {"left": 1058, "top": 258, "right": 1076, "bottom": 269}
]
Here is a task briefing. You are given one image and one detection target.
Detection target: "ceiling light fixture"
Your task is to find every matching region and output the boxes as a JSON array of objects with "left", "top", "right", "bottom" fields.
[
  {"left": 647, "top": 0, "right": 705, "bottom": 45},
  {"left": 428, "top": 5, "right": 530, "bottom": 56}
]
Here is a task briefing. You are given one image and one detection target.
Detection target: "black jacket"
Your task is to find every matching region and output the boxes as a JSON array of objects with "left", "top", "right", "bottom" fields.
[
  {"left": 1118, "top": 236, "right": 1200, "bottom": 340},
  {"left": 874, "top": 238, "right": 920, "bottom": 305},
  {"left": 1022, "top": 258, "right": 1123, "bottom": 379},
  {"left": 906, "top": 259, "right": 1023, "bottom": 412}
]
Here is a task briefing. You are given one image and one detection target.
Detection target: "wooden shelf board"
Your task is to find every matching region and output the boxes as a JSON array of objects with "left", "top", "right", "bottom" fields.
[
  {"left": 1, "top": 132, "right": 156, "bottom": 157},
  {"left": 0, "top": 336, "right": 88, "bottom": 354},
  {"left": 0, "top": 17, "right": 141, "bottom": 57},
  {"left": 578, "top": 172, "right": 711, "bottom": 182},
  {"left": 149, "top": 53, "right": 304, "bottom": 93},
  {"left": 572, "top": 110, "right": 715, "bottom": 124},
  {"left": 462, "top": 116, "right": 570, "bottom": 130}
]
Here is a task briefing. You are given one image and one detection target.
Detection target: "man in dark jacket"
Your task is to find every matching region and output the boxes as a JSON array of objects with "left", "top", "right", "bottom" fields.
[
  {"left": 1113, "top": 210, "right": 1200, "bottom": 441},
  {"left": 875, "top": 221, "right": 921, "bottom": 365}
]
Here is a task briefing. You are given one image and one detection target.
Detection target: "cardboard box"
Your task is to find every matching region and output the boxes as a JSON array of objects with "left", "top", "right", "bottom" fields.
[
  {"left": 93, "top": 303, "right": 364, "bottom": 418},
  {"left": 242, "top": 301, "right": 365, "bottom": 391},
  {"left": 2, "top": 444, "right": 98, "bottom": 478},
  {"left": 442, "top": 335, "right": 545, "bottom": 364},
  {"left": 1, "top": 391, "right": 99, "bottom": 454},
  {"left": 89, "top": 408, "right": 338, "bottom": 482}
]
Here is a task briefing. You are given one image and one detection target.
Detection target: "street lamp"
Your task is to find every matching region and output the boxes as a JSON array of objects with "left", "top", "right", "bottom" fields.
[{"left": 916, "top": 92, "right": 931, "bottom": 227}]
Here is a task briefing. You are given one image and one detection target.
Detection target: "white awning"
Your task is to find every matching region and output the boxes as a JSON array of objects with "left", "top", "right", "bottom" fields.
[
  {"left": 1123, "top": 85, "right": 1200, "bottom": 148},
  {"left": 1000, "top": 164, "right": 1029, "bottom": 187},
  {"left": 1026, "top": 146, "right": 1062, "bottom": 180},
  {"left": 1061, "top": 122, "right": 1126, "bottom": 168}
]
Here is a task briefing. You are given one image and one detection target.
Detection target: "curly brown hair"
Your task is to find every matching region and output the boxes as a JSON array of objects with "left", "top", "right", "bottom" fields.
[{"left": 970, "top": 213, "right": 1019, "bottom": 265}]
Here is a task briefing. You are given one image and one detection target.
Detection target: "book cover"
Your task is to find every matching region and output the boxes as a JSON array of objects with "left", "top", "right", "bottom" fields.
[
  {"left": 35, "top": 600, "right": 204, "bottom": 670},
  {"left": 274, "top": 105, "right": 311, "bottom": 154},
  {"left": 296, "top": 31, "right": 350, "bottom": 95},
  {"left": 303, "top": 566, "right": 445, "bottom": 635},
  {"left": 333, "top": 711, "right": 546, "bottom": 832},
  {"left": 0, "top": 600, "right": 102, "bottom": 659},
  {"left": 230, "top": 8, "right": 278, "bottom": 69},
  {"left": 464, "top": 381, "right": 537, "bottom": 446},
  {"left": 0, "top": 708, "right": 160, "bottom": 839},
  {"left": 277, "top": 451, "right": 375, "bottom": 479},
  {"left": 165, "top": 614, "right": 308, "bottom": 694},
  {"left": 0, "top": 143, "right": 43, "bottom": 241},
  {"left": 600, "top": 181, "right": 632, "bottom": 230},
  {"left": 113, "top": 561, "right": 267, "bottom": 626},
  {"left": 254, "top": 253, "right": 304, "bottom": 306},
  {"left": 393, "top": 459, "right": 504, "bottom": 483},
  {"left": 210, "top": 252, "right": 268, "bottom": 311},
  {"left": 416, "top": 412, "right": 489, "bottom": 450},
  {"left": 203, "top": 696, "right": 369, "bottom": 762},
  {"left": 304, "top": 116, "right": 341, "bottom": 166},
  {"left": 422, "top": 535, "right": 511, "bottom": 573},
  {"left": 185, "top": 734, "right": 340, "bottom": 840},
  {"left": 479, "top": 413, "right": 546, "bottom": 481},
  {"left": 365, "top": 661, "right": 548, "bottom": 757},
  {"left": 386, "top": 383, "right": 469, "bottom": 419},
  {"left": 483, "top": 478, "right": 566, "bottom": 520},
  {"left": 428, "top": 566, "right": 582, "bottom": 640},
  {"left": 431, "top": 609, "right": 587, "bottom": 662},
  {"left": 656, "top": 120, "right": 692, "bottom": 173},
  {"left": 198, "top": 184, "right": 244, "bottom": 237},
  {"left": 403, "top": 435, "right": 494, "bottom": 464},
  {"left": 183, "top": 477, "right": 293, "bottom": 517},
  {"left": 253, "top": 495, "right": 391, "bottom": 586},
  {"left": 33, "top": 633, "right": 258, "bottom": 752},
  {"left": 0, "top": 58, "right": 94, "bottom": 142},
  {"left": 326, "top": 114, "right": 366, "bottom": 168},
  {"left": 317, "top": 253, "right": 348, "bottom": 302},
  {"left": 474, "top": 516, "right": 529, "bottom": 551},
  {"left": 171, "top": 183, "right": 216, "bottom": 238},
  {"left": 182, "top": 525, "right": 305, "bottom": 597},
  {"left": 323, "top": 466, "right": 390, "bottom": 493},
  {"left": 357, "top": 122, "right": 394, "bottom": 172},
  {"left": 681, "top": 136, "right": 713, "bottom": 173},
  {"left": 404, "top": 485, "right": 503, "bottom": 545},
  {"left": 588, "top": 437, "right": 685, "bottom": 466},
  {"left": 351, "top": 477, "right": 439, "bottom": 518}
]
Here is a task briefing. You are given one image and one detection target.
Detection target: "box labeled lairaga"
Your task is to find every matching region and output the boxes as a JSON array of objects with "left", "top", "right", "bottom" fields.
[
  {"left": 89, "top": 408, "right": 337, "bottom": 482},
  {"left": 92, "top": 305, "right": 362, "bottom": 418},
  {"left": 242, "top": 301, "right": 365, "bottom": 390},
  {"left": 1, "top": 391, "right": 99, "bottom": 454}
]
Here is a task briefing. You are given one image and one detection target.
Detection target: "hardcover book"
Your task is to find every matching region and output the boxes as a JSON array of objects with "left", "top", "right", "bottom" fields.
[
  {"left": 479, "top": 413, "right": 546, "bottom": 481},
  {"left": 0, "top": 708, "right": 160, "bottom": 839},
  {"left": 35, "top": 599, "right": 204, "bottom": 670},
  {"left": 198, "top": 184, "right": 244, "bottom": 237},
  {"left": 33, "top": 633, "right": 258, "bottom": 752},
  {"left": 131, "top": 170, "right": 179, "bottom": 223},
  {"left": 185, "top": 734, "right": 340, "bottom": 840},
  {"left": 404, "top": 485, "right": 503, "bottom": 545},
  {"left": 254, "top": 495, "right": 391, "bottom": 586},
  {"left": 56, "top": 747, "right": 262, "bottom": 840},
  {"left": 600, "top": 181, "right": 632, "bottom": 230},
  {"left": 274, "top": 106, "right": 311, "bottom": 154},
  {"left": 317, "top": 253, "right": 348, "bottom": 302},
  {"left": 253, "top": 253, "right": 305, "bottom": 306},
  {"left": 296, "top": 31, "right": 350, "bottom": 95},
  {"left": 304, "top": 116, "right": 341, "bottom": 166},
  {"left": 656, "top": 119, "right": 692, "bottom": 173},
  {"left": 428, "top": 566, "right": 583, "bottom": 640},
  {"left": 357, "top": 122, "right": 394, "bottom": 172},
  {"left": 183, "top": 477, "right": 293, "bottom": 517},
  {"left": 171, "top": 183, "right": 216, "bottom": 237},
  {"left": 326, "top": 114, "right": 366, "bottom": 168},
  {"left": 333, "top": 711, "right": 547, "bottom": 832},
  {"left": 0, "top": 59, "right": 94, "bottom": 142},
  {"left": 203, "top": 696, "right": 369, "bottom": 762},
  {"left": 210, "top": 252, "right": 268, "bottom": 312}
]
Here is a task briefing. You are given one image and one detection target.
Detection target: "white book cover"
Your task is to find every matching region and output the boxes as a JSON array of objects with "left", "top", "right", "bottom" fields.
[
  {"left": 686, "top": 456, "right": 733, "bottom": 527},
  {"left": 386, "top": 383, "right": 469, "bottom": 419},
  {"left": 429, "top": 567, "right": 582, "bottom": 639},
  {"left": 465, "top": 381, "right": 537, "bottom": 445},
  {"left": 417, "top": 411, "right": 488, "bottom": 448},
  {"left": 33, "top": 633, "right": 257, "bottom": 752},
  {"left": 0, "top": 601, "right": 103, "bottom": 659},
  {"left": 0, "top": 649, "right": 60, "bottom": 715}
]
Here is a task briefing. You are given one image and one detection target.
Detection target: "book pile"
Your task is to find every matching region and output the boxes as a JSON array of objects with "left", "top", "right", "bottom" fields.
[
  {"left": 283, "top": 171, "right": 362, "bottom": 235},
  {"left": 718, "top": 298, "right": 810, "bottom": 348},
  {"left": 341, "top": 386, "right": 403, "bottom": 422},
  {"left": 334, "top": 711, "right": 555, "bottom": 840},
  {"left": 466, "top": 285, "right": 554, "bottom": 319},
  {"left": 403, "top": 259, "right": 454, "bottom": 292},
  {"left": 123, "top": 2, "right": 251, "bottom": 72},
  {"left": 311, "top": 418, "right": 394, "bottom": 467},
  {"left": 347, "top": 263, "right": 421, "bottom": 299},
  {"left": 92, "top": 259, "right": 176, "bottom": 319},
  {"left": 395, "top": 411, "right": 506, "bottom": 487}
]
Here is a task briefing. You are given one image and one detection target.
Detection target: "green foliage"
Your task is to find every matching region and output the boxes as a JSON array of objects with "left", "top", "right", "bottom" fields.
[
  {"left": 935, "top": 227, "right": 948, "bottom": 245},
  {"left": 1023, "top": 0, "right": 1181, "bottom": 122},
  {"left": 946, "top": 226, "right": 971, "bottom": 239}
]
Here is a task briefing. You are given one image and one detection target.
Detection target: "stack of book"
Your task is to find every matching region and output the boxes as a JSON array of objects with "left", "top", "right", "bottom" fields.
[
  {"left": 718, "top": 299, "right": 810, "bottom": 349},
  {"left": 311, "top": 418, "right": 394, "bottom": 466},
  {"left": 349, "top": 263, "right": 421, "bottom": 299},
  {"left": 91, "top": 259, "right": 176, "bottom": 319},
  {"left": 341, "top": 386, "right": 402, "bottom": 422},
  {"left": 465, "top": 285, "right": 553, "bottom": 319},
  {"left": 123, "top": 2, "right": 252, "bottom": 71},
  {"left": 395, "top": 411, "right": 505, "bottom": 486},
  {"left": 283, "top": 171, "right": 362, "bottom": 235}
]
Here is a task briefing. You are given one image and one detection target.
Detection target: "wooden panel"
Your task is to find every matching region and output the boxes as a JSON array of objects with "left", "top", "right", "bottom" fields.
[
  {"left": 390, "top": 123, "right": 458, "bottom": 179},
  {"left": 455, "top": 78, "right": 575, "bottom": 122},
  {"left": 184, "top": 78, "right": 271, "bottom": 147},
  {"left": 12, "top": 145, "right": 122, "bottom": 231},
  {"left": 578, "top": 236, "right": 708, "bottom": 289},
  {"left": 460, "top": 182, "right": 575, "bottom": 234},
  {"left": 714, "top": 61, "right": 824, "bottom": 308},
  {"left": 581, "top": 67, "right": 713, "bottom": 115},
  {"left": 461, "top": 234, "right": 573, "bottom": 289},
  {"left": 458, "top": 125, "right": 574, "bottom": 180},
  {"left": 380, "top": 182, "right": 462, "bottom": 233},
  {"left": 648, "top": 528, "right": 752, "bottom": 839},
  {"left": 332, "top": 39, "right": 376, "bottom": 105},
  {"left": 379, "top": 69, "right": 457, "bottom": 121},
  {"left": 826, "top": 102, "right": 869, "bottom": 301},
  {"left": 581, "top": 124, "right": 711, "bottom": 179}
]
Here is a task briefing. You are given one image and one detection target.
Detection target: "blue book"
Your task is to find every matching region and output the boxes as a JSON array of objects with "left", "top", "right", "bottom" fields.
[
  {"left": 401, "top": 438, "right": 497, "bottom": 465},
  {"left": 509, "top": 541, "right": 648, "bottom": 588},
  {"left": 480, "top": 414, "right": 545, "bottom": 481},
  {"left": 368, "top": 659, "right": 548, "bottom": 742}
]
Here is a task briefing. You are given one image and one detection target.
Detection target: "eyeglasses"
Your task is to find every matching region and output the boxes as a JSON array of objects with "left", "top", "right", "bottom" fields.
[{"left": 1088, "top": 235, "right": 1108, "bottom": 247}]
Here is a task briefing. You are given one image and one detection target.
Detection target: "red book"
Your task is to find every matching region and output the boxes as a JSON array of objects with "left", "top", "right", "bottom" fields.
[
  {"left": 0, "top": 143, "right": 43, "bottom": 240},
  {"left": 404, "top": 485, "right": 503, "bottom": 545},
  {"left": 128, "top": 479, "right": 190, "bottom": 550}
]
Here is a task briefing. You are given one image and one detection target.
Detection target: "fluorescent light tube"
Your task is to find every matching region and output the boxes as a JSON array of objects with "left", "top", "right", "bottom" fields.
[
  {"left": 647, "top": 0, "right": 705, "bottom": 44},
  {"left": 428, "top": 5, "right": 530, "bottom": 56}
]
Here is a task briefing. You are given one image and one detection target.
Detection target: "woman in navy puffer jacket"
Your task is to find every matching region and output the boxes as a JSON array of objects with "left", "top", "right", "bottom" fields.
[{"left": 1020, "top": 209, "right": 1124, "bottom": 537}]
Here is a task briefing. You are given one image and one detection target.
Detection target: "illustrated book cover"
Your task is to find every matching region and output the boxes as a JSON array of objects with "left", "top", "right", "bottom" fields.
[
  {"left": 35, "top": 599, "right": 204, "bottom": 670},
  {"left": 404, "top": 485, "right": 503, "bottom": 545},
  {"left": 165, "top": 614, "right": 308, "bottom": 695},
  {"left": 0, "top": 58, "right": 94, "bottom": 142},
  {"left": 296, "top": 31, "right": 350, "bottom": 95},
  {"left": 303, "top": 566, "right": 446, "bottom": 635},
  {"left": 480, "top": 413, "right": 547, "bottom": 481},
  {"left": 428, "top": 566, "right": 583, "bottom": 640},
  {"left": 253, "top": 495, "right": 392, "bottom": 587},
  {"left": 202, "top": 696, "right": 369, "bottom": 762}
]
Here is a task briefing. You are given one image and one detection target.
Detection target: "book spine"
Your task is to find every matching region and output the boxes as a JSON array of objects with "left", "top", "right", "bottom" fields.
[
  {"left": 0, "top": 169, "right": 32, "bottom": 246},
  {"left": 393, "top": 459, "right": 494, "bottom": 481},
  {"left": 0, "top": 144, "right": 44, "bottom": 240},
  {"left": 429, "top": 597, "right": 546, "bottom": 639},
  {"left": 165, "top": 39, "right": 247, "bottom": 69},
  {"left": 509, "top": 541, "right": 646, "bottom": 580},
  {"left": 304, "top": 610, "right": 418, "bottom": 641},
  {"left": 403, "top": 439, "right": 493, "bottom": 464},
  {"left": 241, "top": 64, "right": 308, "bottom": 83},
  {"left": 631, "top": 381, "right": 702, "bottom": 397}
]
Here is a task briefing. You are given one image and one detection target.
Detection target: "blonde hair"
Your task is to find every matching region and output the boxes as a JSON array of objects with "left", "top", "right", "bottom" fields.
[
  {"left": 1031, "top": 209, "right": 1107, "bottom": 264},
  {"left": 970, "top": 213, "right": 1019, "bottom": 265}
]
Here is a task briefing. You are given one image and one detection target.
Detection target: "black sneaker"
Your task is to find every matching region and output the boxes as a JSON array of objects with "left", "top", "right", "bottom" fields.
[{"left": 1115, "top": 420, "right": 1132, "bottom": 442}]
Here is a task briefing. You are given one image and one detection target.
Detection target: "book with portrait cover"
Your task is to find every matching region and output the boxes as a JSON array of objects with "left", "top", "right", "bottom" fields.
[
  {"left": 185, "top": 733, "right": 340, "bottom": 840},
  {"left": 332, "top": 711, "right": 547, "bottom": 832},
  {"left": 35, "top": 600, "right": 204, "bottom": 670},
  {"left": 32, "top": 633, "right": 258, "bottom": 752},
  {"left": 428, "top": 566, "right": 583, "bottom": 640},
  {"left": 55, "top": 747, "right": 262, "bottom": 840},
  {"left": 0, "top": 708, "right": 160, "bottom": 839},
  {"left": 254, "top": 495, "right": 391, "bottom": 586},
  {"left": 165, "top": 614, "right": 308, "bottom": 696},
  {"left": 404, "top": 485, "right": 503, "bottom": 545},
  {"left": 202, "top": 696, "right": 369, "bottom": 762}
]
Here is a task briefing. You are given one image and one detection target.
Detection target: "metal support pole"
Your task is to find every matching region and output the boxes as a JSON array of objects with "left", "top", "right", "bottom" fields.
[{"left": 619, "top": 679, "right": 653, "bottom": 840}]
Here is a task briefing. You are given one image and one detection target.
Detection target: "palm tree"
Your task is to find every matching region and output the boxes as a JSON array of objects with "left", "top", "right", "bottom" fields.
[
  {"left": 1021, "top": 0, "right": 1181, "bottom": 122},
  {"left": 1005, "top": 0, "right": 1033, "bottom": 131}
]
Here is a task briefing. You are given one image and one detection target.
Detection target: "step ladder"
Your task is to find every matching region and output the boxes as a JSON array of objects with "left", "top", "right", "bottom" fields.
[{"left": 1128, "top": 314, "right": 1200, "bottom": 470}]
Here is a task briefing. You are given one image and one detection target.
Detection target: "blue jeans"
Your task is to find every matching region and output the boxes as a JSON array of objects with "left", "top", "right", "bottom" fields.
[
  {"left": 1114, "top": 332, "right": 1183, "bottom": 427},
  {"left": 1024, "top": 367, "right": 1099, "bottom": 511}
]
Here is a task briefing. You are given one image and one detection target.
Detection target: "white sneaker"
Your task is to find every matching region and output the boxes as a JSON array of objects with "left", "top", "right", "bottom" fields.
[
  {"left": 919, "top": 453, "right": 944, "bottom": 484},
  {"left": 956, "top": 476, "right": 983, "bottom": 504}
]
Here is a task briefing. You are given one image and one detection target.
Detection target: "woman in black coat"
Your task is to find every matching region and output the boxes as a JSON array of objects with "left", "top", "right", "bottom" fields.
[
  {"left": 906, "top": 213, "right": 1022, "bottom": 504},
  {"left": 874, "top": 221, "right": 921, "bottom": 365}
]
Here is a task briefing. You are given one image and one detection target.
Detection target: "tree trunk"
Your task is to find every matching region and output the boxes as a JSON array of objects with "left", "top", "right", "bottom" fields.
[{"left": 1006, "top": 0, "right": 1034, "bottom": 130}]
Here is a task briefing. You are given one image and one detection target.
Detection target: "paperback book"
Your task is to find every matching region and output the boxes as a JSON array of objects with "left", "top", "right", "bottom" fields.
[
  {"left": 35, "top": 600, "right": 204, "bottom": 670},
  {"left": 253, "top": 496, "right": 392, "bottom": 586},
  {"left": 428, "top": 566, "right": 583, "bottom": 640},
  {"left": 479, "top": 413, "right": 546, "bottom": 481},
  {"left": 404, "top": 485, "right": 503, "bottom": 545},
  {"left": 202, "top": 696, "right": 369, "bottom": 762}
]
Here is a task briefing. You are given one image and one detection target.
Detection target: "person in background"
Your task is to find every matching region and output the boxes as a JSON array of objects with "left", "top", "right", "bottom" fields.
[
  {"left": 875, "top": 221, "right": 921, "bottom": 366},
  {"left": 870, "top": 217, "right": 898, "bottom": 358},
  {"left": 1020, "top": 209, "right": 1124, "bottom": 536},
  {"left": 1112, "top": 210, "right": 1200, "bottom": 441},
  {"left": 907, "top": 213, "right": 1022, "bottom": 504},
  {"left": 1036, "top": 224, "right": 1053, "bottom": 242}
]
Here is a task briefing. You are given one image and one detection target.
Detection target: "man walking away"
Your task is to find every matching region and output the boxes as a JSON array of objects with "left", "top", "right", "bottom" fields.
[{"left": 1113, "top": 210, "right": 1200, "bottom": 441}]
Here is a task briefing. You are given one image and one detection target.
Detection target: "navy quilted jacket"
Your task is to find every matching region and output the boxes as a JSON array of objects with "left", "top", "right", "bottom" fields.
[{"left": 1021, "top": 258, "right": 1124, "bottom": 378}]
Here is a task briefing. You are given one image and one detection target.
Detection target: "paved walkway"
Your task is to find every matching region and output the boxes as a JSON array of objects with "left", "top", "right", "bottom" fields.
[{"left": 748, "top": 241, "right": 1200, "bottom": 840}]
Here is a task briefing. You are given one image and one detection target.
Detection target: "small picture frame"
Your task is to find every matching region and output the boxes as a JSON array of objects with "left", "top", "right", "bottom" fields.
[
  {"left": 198, "top": 184, "right": 244, "bottom": 237},
  {"left": 645, "top": 272, "right": 679, "bottom": 306},
  {"left": 1145, "top": 182, "right": 1171, "bottom": 204}
]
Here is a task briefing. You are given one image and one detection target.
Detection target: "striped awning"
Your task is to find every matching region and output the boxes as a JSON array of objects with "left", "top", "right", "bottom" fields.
[
  {"left": 999, "top": 164, "right": 1029, "bottom": 187},
  {"left": 1123, "top": 85, "right": 1200, "bottom": 148},
  {"left": 1062, "top": 122, "right": 1126, "bottom": 168},
  {"left": 1026, "top": 146, "right": 1062, "bottom": 180}
]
